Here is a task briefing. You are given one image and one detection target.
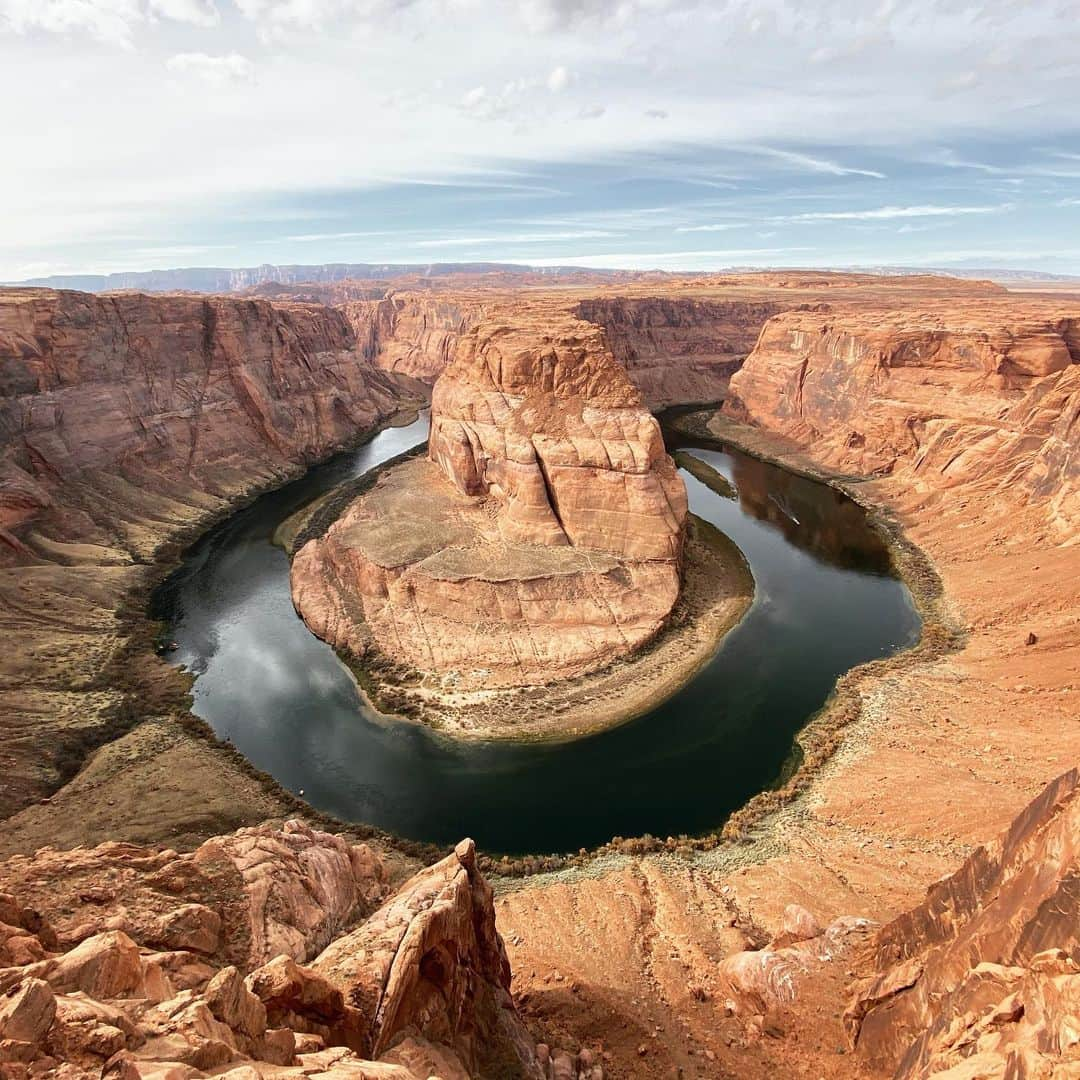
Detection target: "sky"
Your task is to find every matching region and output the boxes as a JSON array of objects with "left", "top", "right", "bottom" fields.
[{"left": 2, "top": 0, "right": 1080, "bottom": 281}]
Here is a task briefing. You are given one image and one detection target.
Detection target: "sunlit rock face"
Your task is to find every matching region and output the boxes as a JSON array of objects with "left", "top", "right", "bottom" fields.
[
  {"left": 727, "top": 306, "right": 1080, "bottom": 540},
  {"left": 291, "top": 313, "right": 689, "bottom": 692}
]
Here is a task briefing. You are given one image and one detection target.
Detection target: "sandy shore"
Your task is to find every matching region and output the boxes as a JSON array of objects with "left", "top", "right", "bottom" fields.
[{"left": 349, "top": 514, "right": 754, "bottom": 741}]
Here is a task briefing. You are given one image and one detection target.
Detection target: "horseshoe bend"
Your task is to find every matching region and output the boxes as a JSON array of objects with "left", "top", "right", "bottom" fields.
[
  {"left": 287, "top": 308, "right": 761, "bottom": 739},
  {"left": 0, "top": 270, "right": 1078, "bottom": 1079}
]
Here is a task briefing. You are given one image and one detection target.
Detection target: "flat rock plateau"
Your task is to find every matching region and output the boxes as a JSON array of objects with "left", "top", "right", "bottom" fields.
[{"left": 0, "top": 270, "right": 1078, "bottom": 1078}]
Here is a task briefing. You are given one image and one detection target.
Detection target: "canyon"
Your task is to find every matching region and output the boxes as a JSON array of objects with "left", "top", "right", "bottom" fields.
[{"left": 0, "top": 270, "right": 1077, "bottom": 1078}]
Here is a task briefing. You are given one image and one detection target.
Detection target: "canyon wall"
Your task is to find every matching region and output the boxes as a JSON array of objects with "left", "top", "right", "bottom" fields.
[
  {"left": 338, "top": 291, "right": 788, "bottom": 408},
  {"left": 727, "top": 306, "right": 1080, "bottom": 539},
  {"left": 341, "top": 294, "right": 482, "bottom": 382},
  {"left": 577, "top": 296, "right": 789, "bottom": 407},
  {"left": 0, "top": 288, "right": 420, "bottom": 820}
]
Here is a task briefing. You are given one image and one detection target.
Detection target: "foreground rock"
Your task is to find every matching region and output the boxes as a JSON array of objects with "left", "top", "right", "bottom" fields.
[
  {"left": 292, "top": 312, "right": 690, "bottom": 699},
  {"left": 847, "top": 769, "right": 1080, "bottom": 1078},
  {"left": 0, "top": 828, "right": 548, "bottom": 1078}
]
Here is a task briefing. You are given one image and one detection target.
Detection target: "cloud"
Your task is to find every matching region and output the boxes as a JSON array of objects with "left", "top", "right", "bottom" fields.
[
  {"left": 578, "top": 104, "right": 606, "bottom": 119},
  {"left": 414, "top": 229, "right": 621, "bottom": 246},
  {"left": 745, "top": 146, "right": 887, "bottom": 179},
  {"left": 148, "top": 0, "right": 218, "bottom": 26},
  {"left": 0, "top": 0, "right": 218, "bottom": 46},
  {"left": 232, "top": 0, "right": 422, "bottom": 36},
  {"left": 166, "top": 52, "right": 255, "bottom": 83},
  {"left": 779, "top": 203, "right": 1012, "bottom": 222},
  {"left": 547, "top": 65, "right": 570, "bottom": 92},
  {"left": 517, "top": 0, "right": 697, "bottom": 33},
  {"left": 674, "top": 223, "right": 742, "bottom": 232},
  {"left": 645, "top": 108, "right": 669, "bottom": 119}
]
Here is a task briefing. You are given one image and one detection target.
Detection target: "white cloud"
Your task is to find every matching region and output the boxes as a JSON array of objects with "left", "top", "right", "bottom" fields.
[
  {"left": 232, "top": 0, "right": 422, "bottom": 36},
  {"left": 0, "top": 0, "right": 218, "bottom": 45},
  {"left": 148, "top": 0, "right": 217, "bottom": 25},
  {"left": 547, "top": 65, "right": 570, "bottom": 92},
  {"left": 518, "top": 0, "right": 697, "bottom": 33},
  {"left": 579, "top": 103, "right": 606, "bottom": 119},
  {"left": 780, "top": 203, "right": 1012, "bottom": 222},
  {"left": 745, "top": 146, "right": 887, "bottom": 179},
  {"left": 414, "top": 229, "right": 621, "bottom": 246},
  {"left": 675, "top": 223, "right": 742, "bottom": 232},
  {"left": 166, "top": 51, "right": 255, "bottom": 83}
]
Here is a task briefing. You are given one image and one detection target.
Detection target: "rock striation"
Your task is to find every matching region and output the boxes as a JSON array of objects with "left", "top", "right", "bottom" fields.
[
  {"left": 846, "top": 769, "right": 1080, "bottom": 1078},
  {"left": 0, "top": 288, "right": 421, "bottom": 822},
  {"left": 291, "top": 315, "right": 689, "bottom": 696},
  {"left": 727, "top": 305, "right": 1080, "bottom": 539},
  {"left": 576, "top": 296, "right": 789, "bottom": 407}
]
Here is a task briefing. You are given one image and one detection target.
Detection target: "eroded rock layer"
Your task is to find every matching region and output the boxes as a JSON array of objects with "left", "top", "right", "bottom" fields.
[
  {"left": 846, "top": 769, "right": 1080, "bottom": 1078},
  {"left": 292, "top": 315, "right": 689, "bottom": 692},
  {"left": 727, "top": 305, "right": 1080, "bottom": 539},
  {"left": 576, "top": 296, "right": 789, "bottom": 407},
  {"left": 0, "top": 288, "right": 420, "bottom": 822}
]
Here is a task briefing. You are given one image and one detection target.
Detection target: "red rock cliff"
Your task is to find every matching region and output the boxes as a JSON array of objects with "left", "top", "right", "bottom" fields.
[{"left": 727, "top": 305, "right": 1080, "bottom": 539}]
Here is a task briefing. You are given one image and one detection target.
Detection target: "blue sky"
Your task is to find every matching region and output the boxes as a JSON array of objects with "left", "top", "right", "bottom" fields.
[{"left": 2, "top": 0, "right": 1079, "bottom": 279}]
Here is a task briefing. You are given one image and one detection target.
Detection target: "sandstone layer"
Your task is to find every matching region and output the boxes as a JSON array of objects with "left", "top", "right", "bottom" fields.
[
  {"left": 726, "top": 304, "right": 1080, "bottom": 539},
  {"left": 291, "top": 313, "right": 693, "bottom": 708},
  {"left": 847, "top": 768, "right": 1080, "bottom": 1078}
]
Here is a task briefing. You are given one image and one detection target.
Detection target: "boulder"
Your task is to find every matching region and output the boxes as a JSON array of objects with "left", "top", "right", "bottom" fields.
[{"left": 0, "top": 979, "right": 55, "bottom": 1047}]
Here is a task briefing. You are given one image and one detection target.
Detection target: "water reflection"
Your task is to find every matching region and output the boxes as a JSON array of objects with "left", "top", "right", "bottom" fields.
[{"left": 153, "top": 413, "right": 920, "bottom": 855}]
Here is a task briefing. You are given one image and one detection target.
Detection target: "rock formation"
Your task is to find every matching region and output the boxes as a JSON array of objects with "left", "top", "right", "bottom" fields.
[
  {"left": 0, "top": 288, "right": 422, "bottom": 823},
  {"left": 576, "top": 296, "right": 789, "bottom": 407},
  {"left": 846, "top": 769, "right": 1080, "bottom": 1078},
  {"left": 2, "top": 272, "right": 1079, "bottom": 1078},
  {"left": 0, "top": 826, "right": 550, "bottom": 1079},
  {"left": 291, "top": 314, "right": 689, "bottom": 695},
  {"left": 727, "top": 304, "right": 1080, "bottom": 539}
]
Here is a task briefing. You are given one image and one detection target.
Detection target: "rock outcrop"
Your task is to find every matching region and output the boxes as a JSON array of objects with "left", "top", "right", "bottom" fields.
[
  {"left": 846, "top": 769, "right": 1080, "bottom": 1078},
  {"left": 291, "top": 314, "right": 689, "bottom": 694},
  {"left": 0, "top": 827, "right": 545, "bottom": 1079},
  {"left": 727, "top": 305, "right": 1080, "bottom": 539},
  {"left": 343, "top": 294, "right": 483, "bottom": 382}
]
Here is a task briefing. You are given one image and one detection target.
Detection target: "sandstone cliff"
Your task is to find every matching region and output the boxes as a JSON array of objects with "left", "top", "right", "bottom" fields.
[
  {"left": 342, "top": 294, "right": 483, "bottom": 382},
  {"left": 0, "top": 288, "right": 420, "bottom": 821},
  {"left": 726, "top": 305, "right": 1080, "bottom": 539},
  {"left": 291, "top": 313, "right": 690, "bottom": 696},
  {"left": 577, "top": 296, "right": 789, "bottom": 407}
]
